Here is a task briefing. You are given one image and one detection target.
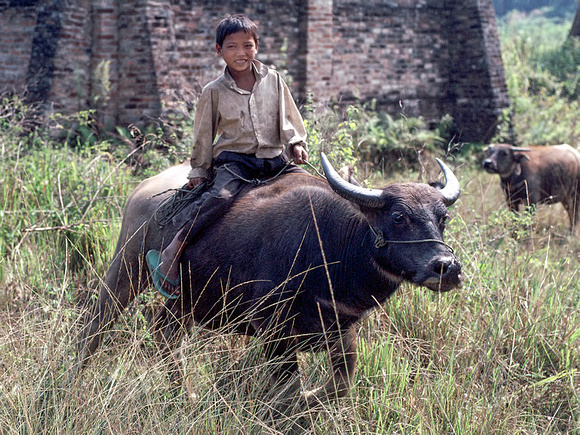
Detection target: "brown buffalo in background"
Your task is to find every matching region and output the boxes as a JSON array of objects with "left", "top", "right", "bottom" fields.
[{"left": 482, "top": 143, "right": 580, "bottom": 232}]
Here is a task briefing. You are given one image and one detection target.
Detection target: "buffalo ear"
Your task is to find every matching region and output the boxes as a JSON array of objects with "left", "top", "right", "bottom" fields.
[
  {"left": 513, "top": 153, "right": 528, "bottom": 176},
  {"left": 514, "top": 153, "right": 530, "bottom": 164}
]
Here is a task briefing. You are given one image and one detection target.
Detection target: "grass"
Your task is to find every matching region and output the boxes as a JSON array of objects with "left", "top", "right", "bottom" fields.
[
  {"left": 495, "top": 9, "right": 580, "bottom": 145},
  {"left": 1, "top": 141, "right": 578, "bottom": 433},
  {"left": 1, "top": 11, "right": 580, "bottom": 434}
]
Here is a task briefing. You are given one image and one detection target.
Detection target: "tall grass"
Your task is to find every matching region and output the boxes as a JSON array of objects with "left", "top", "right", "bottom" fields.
[
  {"left": 1, "top": 13, "right": 579, "bottom": 433},
  {"left": 1, "top": 143, "right": 578, "bottom": 432},
  {"left": 495, "top": 9, "right": 580, "bottom": 145}
]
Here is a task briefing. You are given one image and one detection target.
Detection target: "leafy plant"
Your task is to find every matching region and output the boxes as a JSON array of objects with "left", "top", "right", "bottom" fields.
[
  {"left": 303, "top": 102, "right": 359, "bottom": 171},
  {"left": 494, "top": 10, "right": 580, "bottom": 145},
  {"left": 304, "top": 101, "right": 454, "bottom": 179},
  {"left": 356, "top": 110, "right": 445, "bottom": 170}
]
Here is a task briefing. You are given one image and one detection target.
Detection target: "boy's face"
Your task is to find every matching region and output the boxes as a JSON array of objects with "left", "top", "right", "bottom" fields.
[{"left": 216, "top": 31, "right": 258, "bottom": 75}]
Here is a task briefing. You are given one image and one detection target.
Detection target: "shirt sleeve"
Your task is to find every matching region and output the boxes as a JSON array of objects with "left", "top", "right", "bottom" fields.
[
  {"left": 277, "top": 74, "right": 308, "bottom": 152},
  {"left": 188, "top": 86, "right": 219, "bottom": 180}
]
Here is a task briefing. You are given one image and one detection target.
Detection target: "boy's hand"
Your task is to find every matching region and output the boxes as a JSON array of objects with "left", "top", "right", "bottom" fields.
[
  {"left": 292, "top": 144, "right": 308, "bottom": 165},
  {"left": 187, "top": 177, "right": 206, "bottom": 189}
]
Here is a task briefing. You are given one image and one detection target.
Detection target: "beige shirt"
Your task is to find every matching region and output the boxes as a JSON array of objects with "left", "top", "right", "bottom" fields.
[{"left": 188, "top": 60, "right": 308, "bottom": 180}]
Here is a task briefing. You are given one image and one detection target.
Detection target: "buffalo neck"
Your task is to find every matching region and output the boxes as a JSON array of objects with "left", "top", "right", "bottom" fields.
[{"left": 317, "top": 211, "right": 401, "bottom": 319}]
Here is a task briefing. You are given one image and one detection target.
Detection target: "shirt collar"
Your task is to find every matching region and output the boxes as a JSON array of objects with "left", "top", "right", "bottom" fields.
[{"left": 223, "top": 60, "right": 268, "bottom": 93}]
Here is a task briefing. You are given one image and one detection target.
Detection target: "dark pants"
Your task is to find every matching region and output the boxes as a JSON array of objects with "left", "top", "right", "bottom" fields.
[{"left": 177, "top": 151, "right": 306, "bottom": 245}]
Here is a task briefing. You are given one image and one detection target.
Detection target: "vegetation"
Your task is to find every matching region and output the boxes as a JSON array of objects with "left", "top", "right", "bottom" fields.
[
  {"left": 0, "top": 10, "right": 579, "bottom": 434},
  {"left": 494, "top": 8, "right": 580, "bottom": 146},
  {"left": 493, "top": 0, "right": 576, "bottom": 17}
]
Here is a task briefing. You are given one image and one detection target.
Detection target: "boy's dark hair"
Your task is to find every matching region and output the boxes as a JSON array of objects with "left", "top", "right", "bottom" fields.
[{"left": 216, "top": 14, "right": 259, "bottom": 47}]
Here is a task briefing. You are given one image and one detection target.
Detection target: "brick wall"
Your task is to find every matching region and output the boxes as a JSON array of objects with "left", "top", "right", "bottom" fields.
[
  {"left": 0, "top": 3, "right": 37, "bottom": 94},
  {"left": 447, "top": 0, "right": 511, "bottom": 141},
  {"left": 330, "top": 1, "right": 451, "bottom": 116},
  {"left": 0, "top": 0, "right": 509, "bottom": 142},
  {"left": 47, "top": 1, "right": 92, "bottom": 113}
]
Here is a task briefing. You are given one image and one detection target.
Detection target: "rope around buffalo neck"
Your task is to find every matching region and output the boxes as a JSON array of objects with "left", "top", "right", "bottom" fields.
[{"left": 369, "top": 225, "right": 455, "bottom": 252}]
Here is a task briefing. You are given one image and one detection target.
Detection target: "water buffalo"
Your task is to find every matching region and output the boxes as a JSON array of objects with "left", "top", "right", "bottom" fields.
[
  {"left": 482, "top": 143, "right": 580, "bottom": 231},
  {"left": 75, "top": 153, "right": 463, "bottom": 405}
]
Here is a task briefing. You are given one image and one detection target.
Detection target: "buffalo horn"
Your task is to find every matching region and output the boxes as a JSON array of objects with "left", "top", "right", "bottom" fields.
[
  {"left": 511, "top": 147, "right": 531, "bottom": 152},
  {"left": 320, "top": 152, "right": 385, "bottom": 208},
  {"left": 435, "top": 158, "right": 461, "bottom": 206}
]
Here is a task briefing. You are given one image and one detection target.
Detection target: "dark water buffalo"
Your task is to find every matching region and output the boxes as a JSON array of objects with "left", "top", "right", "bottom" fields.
[
  {"left": 482, "top": 143, "right": 580, "bottom": 231},
  {"left": 76, "top": 153, "right": 462, "bottom": 404}
]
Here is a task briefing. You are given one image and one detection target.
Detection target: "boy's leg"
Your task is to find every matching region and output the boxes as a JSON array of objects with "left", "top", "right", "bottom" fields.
[
  {"left": 264, "top": 153, "right": 309, "bottom": 177},
  {"left": 175, "top": 155, "right": 306, "bottom": 249},
  {"left": 154, "top": 153, "right": 304, "bottom": 296},
  {"left": 155, "top": 164, "right": 247, "bottom": 296},
  {"left": 156, "top": 227, "right": 188, "bottom": 296}
]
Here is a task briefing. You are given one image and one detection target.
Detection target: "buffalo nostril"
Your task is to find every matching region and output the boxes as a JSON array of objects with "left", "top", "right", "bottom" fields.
[{"left": 434, "top": 258, "right": 451, "bottom": 275}]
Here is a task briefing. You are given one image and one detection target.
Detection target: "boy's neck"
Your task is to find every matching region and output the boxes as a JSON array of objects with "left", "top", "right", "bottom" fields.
[{"left": 227, "top": 65, "right": 256, "bottom": 92}]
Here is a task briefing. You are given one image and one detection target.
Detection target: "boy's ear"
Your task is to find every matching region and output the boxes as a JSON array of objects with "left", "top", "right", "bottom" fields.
[{"left": 215, "top": 43, "right": 222, "bottom": 55}]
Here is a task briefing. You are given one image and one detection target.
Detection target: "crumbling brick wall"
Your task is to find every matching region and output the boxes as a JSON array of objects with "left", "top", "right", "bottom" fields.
[{"left": 0, "top": 0, "right": 509, "bottom": 142}]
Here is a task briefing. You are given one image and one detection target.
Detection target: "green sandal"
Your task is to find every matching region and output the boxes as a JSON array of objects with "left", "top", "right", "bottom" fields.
[{"left": 146, "top": 250, "right": 180, "bottom": 299}]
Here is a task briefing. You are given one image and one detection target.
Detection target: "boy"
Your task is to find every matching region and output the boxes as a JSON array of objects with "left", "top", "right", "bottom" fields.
[{"left": 147, "top": 14, "right": 309, "bottom": 298}]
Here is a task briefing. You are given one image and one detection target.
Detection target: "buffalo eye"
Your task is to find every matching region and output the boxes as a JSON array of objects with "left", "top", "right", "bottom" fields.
[
  {"left": 439, "top": 214, "right": 448, "bottom": 230},
  {"left": 392, "top": 212, "right": 405, "bottom": 224}
]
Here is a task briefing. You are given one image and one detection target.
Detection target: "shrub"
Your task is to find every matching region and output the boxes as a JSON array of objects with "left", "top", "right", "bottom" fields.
[{"left": 495, "top": 10, "right": 580, "bottom": 145}]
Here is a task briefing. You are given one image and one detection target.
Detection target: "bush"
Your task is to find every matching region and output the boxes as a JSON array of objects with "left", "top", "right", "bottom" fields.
[
  {"left": 494, "top": 10, "right": 580, "bottom": 145},
  {"left": 304, "top": 101, "right": 456, "bottom": 177}
]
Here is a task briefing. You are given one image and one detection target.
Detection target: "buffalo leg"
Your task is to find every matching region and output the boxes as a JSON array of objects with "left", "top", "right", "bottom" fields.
[
  {"left": 260, "top": 331, "right": 305, "bottom": 430},
  {"left": 248, "top": 310, "right": 304, "bottom": 410},
  {"left": 73, "top": 248, "right": 145, "bottom": 377},
  {"left": 254, "top": 314, "right": 301, "bottom": 392},
  {"left": 248, "top": 292, "right": 303, "bottom": 394},
  {"left": 263, "top": 336, "right": 300, "bottom": 390},
  {"left": 563, "top": 192, "right": 579, "bottom": 233},
  {"left": 152, "top": 297, "right": 192, "bottom": 388},
  {"left": 304, "top": 324, "right": 357, "bottom": 406},
  {"left": 572, "top": 208, "right": 578, "bottom": 234}
]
